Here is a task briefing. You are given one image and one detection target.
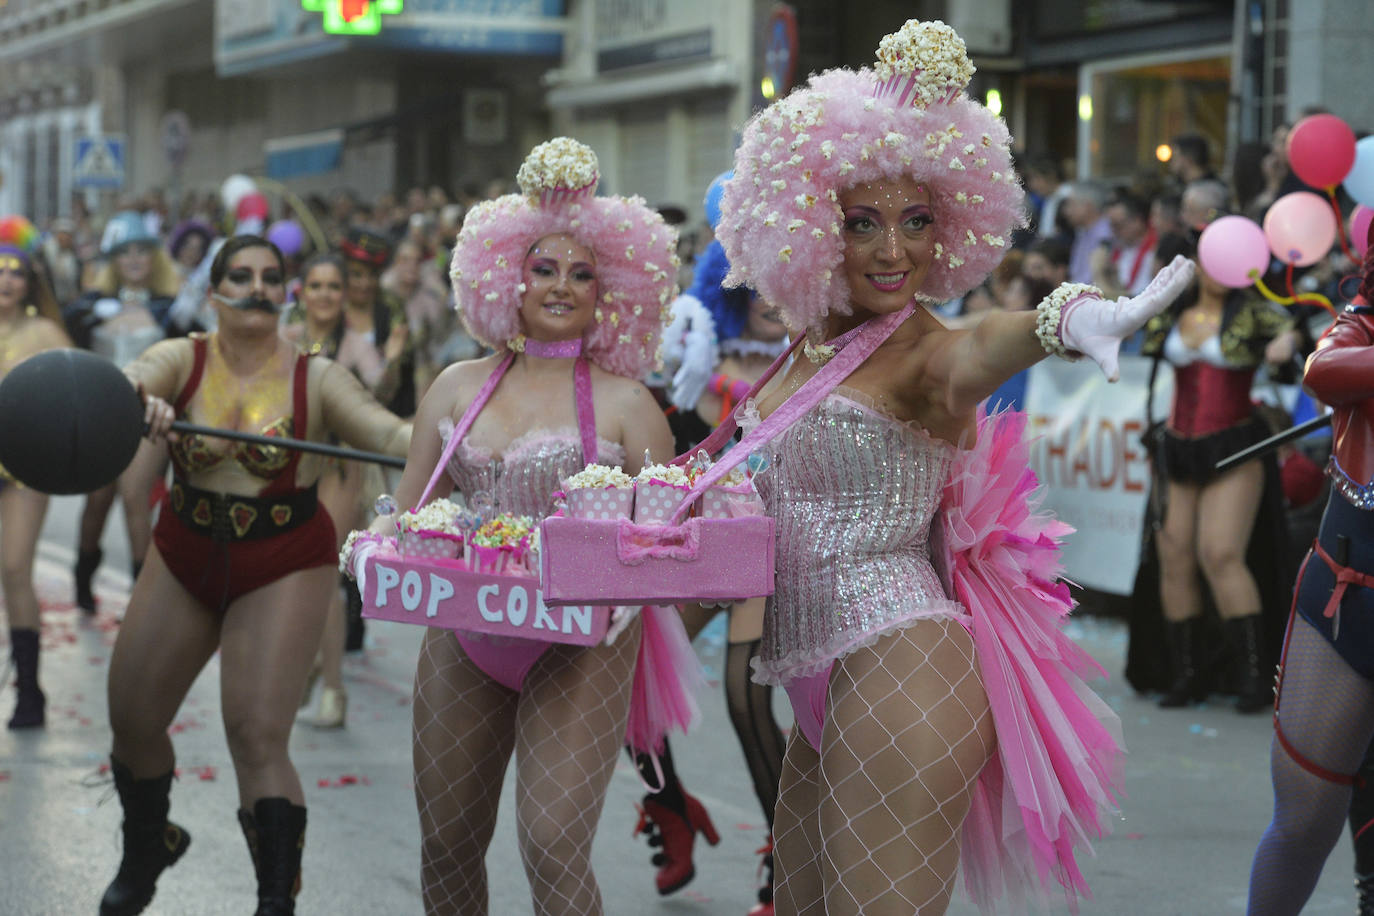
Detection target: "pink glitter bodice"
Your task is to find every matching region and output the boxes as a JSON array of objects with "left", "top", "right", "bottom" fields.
[
  {"left": 439, "top": 420, "right": 626, "bottom": 517},
  {"left": 748, "top": 391, "right": 963, "bottom": 686}
]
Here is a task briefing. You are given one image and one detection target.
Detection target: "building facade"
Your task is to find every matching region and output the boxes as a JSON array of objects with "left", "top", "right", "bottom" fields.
[{"left": 1, "top": 0, "right": 1372, "bottom": 223}]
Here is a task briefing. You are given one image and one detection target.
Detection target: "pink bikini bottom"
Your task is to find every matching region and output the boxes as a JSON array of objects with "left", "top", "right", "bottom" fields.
[
  {"left": 784, "top": 666, "right": 833, "bottom": 751},
  {"left": 455, "top": 632, "right": 549, "bottom": 693}
]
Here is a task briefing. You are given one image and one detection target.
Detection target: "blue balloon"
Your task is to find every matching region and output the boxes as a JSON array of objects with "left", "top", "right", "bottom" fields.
[
  {"left": 1344, "top": 136, "right": 1374, "bottom": 209},
  {"left": 703, "top": 170, "right": 733, "bottom": 230}
]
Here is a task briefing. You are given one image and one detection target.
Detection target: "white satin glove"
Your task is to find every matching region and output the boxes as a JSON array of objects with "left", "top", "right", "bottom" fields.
[
  {"left": 1060, "top": 254, "right": 1195, "bottom": 382},
  {"left": 671, "top": 328, "right": 715, "bottom": 410},
  {"left": 604, "top": 605, "right": 643, "bottom": 646}
]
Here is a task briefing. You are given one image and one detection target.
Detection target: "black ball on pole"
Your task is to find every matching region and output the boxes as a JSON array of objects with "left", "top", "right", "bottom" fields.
[{"left": 0, "top": 349, "right": 145, "bottom": 494}]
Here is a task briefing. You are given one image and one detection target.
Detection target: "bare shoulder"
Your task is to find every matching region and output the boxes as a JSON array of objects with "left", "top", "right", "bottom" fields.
[
  {"left": 589, "top": 364, "right": 655, "bottom": 406},
  {"left": 31, "top": 316, "right": 72, "bottom": 351}
]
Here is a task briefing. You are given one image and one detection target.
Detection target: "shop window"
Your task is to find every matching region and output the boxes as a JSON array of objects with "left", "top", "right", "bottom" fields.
[{"left": 1079, "top": 48, "right": 1230, "bottom": 182}]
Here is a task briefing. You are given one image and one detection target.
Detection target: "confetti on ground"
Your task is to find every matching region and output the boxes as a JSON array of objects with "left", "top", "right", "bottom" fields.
[{"left": 317, "top": 774, "right": 372, "bottom": 788}]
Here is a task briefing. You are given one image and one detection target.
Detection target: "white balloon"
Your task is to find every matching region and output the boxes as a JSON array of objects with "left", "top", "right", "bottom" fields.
[
  {"left": 1343, "top": 136, "right": 1374, "bottom": 209},
  {"left": 220, "top": 174, "right": 257, "bottom": 212}
]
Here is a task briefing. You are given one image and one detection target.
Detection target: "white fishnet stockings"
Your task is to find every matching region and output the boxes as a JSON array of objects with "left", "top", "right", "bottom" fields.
[
  {"left": 411, "top": 619, "right": 641, "bottom": 915},
  {"left": 772, "top": 618, "right": 995, "bottom": 915},
  {"left": 1248, "top": 613, "right": 1374, "bottom": 915}
]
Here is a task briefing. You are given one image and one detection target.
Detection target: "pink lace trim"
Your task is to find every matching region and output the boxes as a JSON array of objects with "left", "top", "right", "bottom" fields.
[{"left": 750, "top": 599, "right": 967, "bottom": 686}]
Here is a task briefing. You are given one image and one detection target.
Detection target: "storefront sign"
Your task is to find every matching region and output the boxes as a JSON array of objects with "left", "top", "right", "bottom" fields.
[{"left": 593, "top": 0, "right": 717, "bottom": 73}]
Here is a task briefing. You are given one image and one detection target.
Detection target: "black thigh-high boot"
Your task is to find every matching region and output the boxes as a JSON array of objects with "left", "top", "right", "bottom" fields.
[
  {"left": 249, "top": 797, "right": 307, "bottom": 915},
  {"left": 74, "top": 546, "right": 102, "bottom": 613},
  {"left": 7, "top": 628, "right": 44, "bottom": 729},
  {"left": 100, "top": 758, "right": 191, "bottom": 916},
  {"left": 1350, "top": 740, "right": 1374, "bottom": 915},
  {"left": 1159, "top": 616, "right": 1209, "bottom": 707},
  {"left": 1226, "top": 614, "right": 1273, "bottom": 714}
]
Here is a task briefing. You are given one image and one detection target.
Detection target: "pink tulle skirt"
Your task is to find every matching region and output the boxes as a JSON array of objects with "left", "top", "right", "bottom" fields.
[
  {"left": 625, "top": 605, "right": 704, "bottom": 755},
  {"left": 939, "top": 408, "right": 1125, "bottom": 914}
]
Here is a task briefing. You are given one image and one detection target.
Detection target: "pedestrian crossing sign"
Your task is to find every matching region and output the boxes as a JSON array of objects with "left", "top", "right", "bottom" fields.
[{"left": 73, "top": 136, "right": 126, "bottom": 190}]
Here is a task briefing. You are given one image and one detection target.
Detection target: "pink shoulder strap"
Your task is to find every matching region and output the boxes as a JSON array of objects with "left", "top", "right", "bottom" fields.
[
  {"left": 415, "top": 353, "right": 598, "bottom": 509},
  {"left": 666, "top": 302, "right": 914, "bottom": 525},
  {"left": 574, "top": 358, "right": 599, "bottom": 466}
]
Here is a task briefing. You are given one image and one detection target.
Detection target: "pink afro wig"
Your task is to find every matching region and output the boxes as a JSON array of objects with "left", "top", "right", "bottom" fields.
[
  {"left": 717, "top": 66, "right": 1025, "bottom": 331},
  {"left": 450, "top": 193, "right": 679, "bottom": 379}
]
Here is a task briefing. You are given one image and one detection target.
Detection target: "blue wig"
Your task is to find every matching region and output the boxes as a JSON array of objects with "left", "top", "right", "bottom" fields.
[{"left": 689, "top": 240, "right": 751, "bottom": 342}]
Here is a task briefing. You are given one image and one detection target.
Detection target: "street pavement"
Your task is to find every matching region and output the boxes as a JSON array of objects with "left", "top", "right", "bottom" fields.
[{"left": 0, "top": 494, "right": 1363, "bottom": 914}]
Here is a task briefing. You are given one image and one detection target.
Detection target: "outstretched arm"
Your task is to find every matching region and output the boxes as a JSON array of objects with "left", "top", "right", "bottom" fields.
[{"left": 929, "top": 255, "right": 1195, "bottom": 415}]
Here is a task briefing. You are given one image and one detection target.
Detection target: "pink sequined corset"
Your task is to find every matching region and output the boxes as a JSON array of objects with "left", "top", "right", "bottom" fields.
[
  {"left": 439, "top": 420, "right": 627, "bottom": 517},
  {"left": 749, "top": 391, "right": 964, "bottom": 686}
]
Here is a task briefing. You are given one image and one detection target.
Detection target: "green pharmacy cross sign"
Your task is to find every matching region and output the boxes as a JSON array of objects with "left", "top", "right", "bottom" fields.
[{"left": 301, "top": 0, "right": 402, "bottom": 35}]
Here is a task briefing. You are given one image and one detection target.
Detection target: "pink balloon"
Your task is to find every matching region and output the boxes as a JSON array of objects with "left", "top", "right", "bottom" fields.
[
  {"left": 1353, "top": 205, "right": 1374, "bottom": 256},
  {"left": 1198, "top": 216, "right": 1270, "bottom": 288},
  {"left": 1288, "top": 114, "right": 1357, "bottom": 189},
  {"left": 1263, "top": 191, "right": 1337, "bottom": 267}
]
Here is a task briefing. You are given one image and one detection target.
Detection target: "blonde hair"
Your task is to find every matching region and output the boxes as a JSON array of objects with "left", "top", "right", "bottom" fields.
[{"left": 88, "top": 248, "right": 181, "bottom": 299}]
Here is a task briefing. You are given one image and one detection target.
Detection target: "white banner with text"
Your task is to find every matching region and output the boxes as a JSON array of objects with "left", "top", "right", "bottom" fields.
[{"left": 1021, "top": 355, "right": 1173, "bottom": 595}]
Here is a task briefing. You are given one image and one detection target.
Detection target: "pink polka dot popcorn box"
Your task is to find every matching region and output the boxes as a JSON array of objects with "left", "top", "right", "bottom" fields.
[
  {"left": 397, "top": 529, "right": 464, "bottom": 561},
  {"left": 559, "top": 464, "right": 636, "bottom": 520}
]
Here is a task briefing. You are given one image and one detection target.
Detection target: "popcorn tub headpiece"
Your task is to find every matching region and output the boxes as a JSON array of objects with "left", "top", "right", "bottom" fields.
[
  {"left": 717, "top": 18, "right": 1025, "bottom": 332},
  {"left": 451, "top": 137, "right": 680, "bottom": 379},
  {"left": 517, "top": 136, "right": 601, "bottom": 209}
]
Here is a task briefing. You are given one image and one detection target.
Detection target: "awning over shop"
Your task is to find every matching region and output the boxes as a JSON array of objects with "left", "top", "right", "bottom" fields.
[{"left": 264, "top": 129, "right": 344, "bottom": 179}]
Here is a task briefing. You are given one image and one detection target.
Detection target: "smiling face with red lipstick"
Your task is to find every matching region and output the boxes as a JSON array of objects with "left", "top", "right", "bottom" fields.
[{"left": 839, "top": 175, "right": 935, "bottom": 319}]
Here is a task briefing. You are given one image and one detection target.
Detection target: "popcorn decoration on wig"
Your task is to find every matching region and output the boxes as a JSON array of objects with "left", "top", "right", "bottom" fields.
[
  {"left": 717, "top": 18, "right": 1025, "bottom": 333},
  {"left": 450, "top": 137, "right": 680, "bottom": 379}
]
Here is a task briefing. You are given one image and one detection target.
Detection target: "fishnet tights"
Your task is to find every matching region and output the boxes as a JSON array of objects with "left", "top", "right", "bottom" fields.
[
  {"left": 412, "top": 620, "right": 642, "bottom": 916},
  {"left": 1249, "top": 613, "right": 1374, "bottom": 915},
  {"left": 772, "top": 618, "right": 995, "bottom": 915}
]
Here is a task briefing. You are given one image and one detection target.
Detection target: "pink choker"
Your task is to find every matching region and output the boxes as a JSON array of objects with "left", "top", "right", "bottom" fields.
[{"left": 523, "top": 337, "right": 584, "bottom": 358}]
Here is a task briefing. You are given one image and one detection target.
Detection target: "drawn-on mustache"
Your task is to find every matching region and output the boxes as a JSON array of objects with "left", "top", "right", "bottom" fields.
[{"left": 212, "top": 293, "right": 279, "bottom": 313}]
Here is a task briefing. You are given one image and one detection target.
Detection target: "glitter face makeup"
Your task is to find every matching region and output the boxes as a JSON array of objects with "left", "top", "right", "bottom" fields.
[
  {"left": 839, "top": 176, "right": 935, "bottom": 316},
  {"left": 519, "top": 233, "right": 598, "bottom": 343}
]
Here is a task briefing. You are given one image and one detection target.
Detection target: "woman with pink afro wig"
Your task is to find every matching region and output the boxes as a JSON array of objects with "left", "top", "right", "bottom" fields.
[
  {"left": 355, "top": 138, "right": 694, "bottom": 915},
  {"left": 715, "top": 18, "right": 1197, "bottom": 915}
]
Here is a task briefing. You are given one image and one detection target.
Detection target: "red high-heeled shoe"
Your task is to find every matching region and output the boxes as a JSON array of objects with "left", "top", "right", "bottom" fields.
[
  {"left": 747, "top": 835, "right": 774, "bottom": 916},
  {"left": 633, "top": 791, "right": 721, "bottom": 895}
]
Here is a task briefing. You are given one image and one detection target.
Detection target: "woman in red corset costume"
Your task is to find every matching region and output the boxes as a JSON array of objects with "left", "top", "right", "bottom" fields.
[
  {"left": 1246, "top": 235, "right": 1374, "bottom": 914},
  {"left": 1140, "top": 231, "right": 1293, "bottom": 712},
  {"left": 98, "top": 235, "right": 410, "bottom": 916}
]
